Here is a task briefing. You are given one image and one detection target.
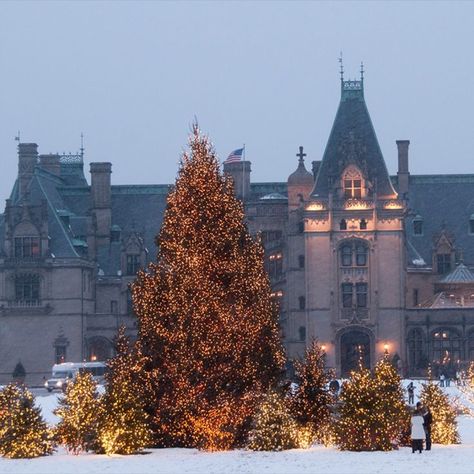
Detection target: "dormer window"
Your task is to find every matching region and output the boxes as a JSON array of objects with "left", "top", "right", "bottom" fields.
[
  {"left": 413, "top": 216, "right": 423, "bottom": 236},
  {"left": 469, "top": 214, "right": 474, "bottom": 235},
  {"left": 342, "top": 166, "right": 364, "bottom": 199},
  {"left": 126, "top": 254, "right": 140, "bottom": 275},
  {"left": 14, "top": 237, "right": 40, "bottom": 258}
]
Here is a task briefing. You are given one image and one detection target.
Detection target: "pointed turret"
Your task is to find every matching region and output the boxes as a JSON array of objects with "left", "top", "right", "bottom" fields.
[{"left": 312, "top": 73, "right": 397, "bottom": 199}]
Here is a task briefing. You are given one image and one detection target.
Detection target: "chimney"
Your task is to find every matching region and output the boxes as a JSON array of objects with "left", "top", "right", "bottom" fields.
[
  {"left": 90, "top": 162, "right": 112, "bottom": 244},
  {"left": 18, "top": 143, "right": 38, "bottom": 199},
  {"left": 39, "top": 154, "right": 61, "bottom": 176},
  {"left": 223, "top": 161, "right": 251, "bottom": 200},
  {"left": 396, "top": 140, "right": 410, "bottom": 195}
]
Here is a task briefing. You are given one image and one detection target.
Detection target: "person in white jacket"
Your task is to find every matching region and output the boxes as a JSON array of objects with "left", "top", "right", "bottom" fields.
[{"left": 411, "top": 406, "right": 426, "bottom": 453}]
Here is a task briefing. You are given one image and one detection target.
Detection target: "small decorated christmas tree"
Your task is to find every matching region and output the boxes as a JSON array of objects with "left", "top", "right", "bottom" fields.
[
  {"left": 248, "top": 390, "right": 300, "bottom": 451},
  {"left": 54, "top": 371, "right": 102, "bottom": 454},
  {"left": 0, "top": 383, "right": 53, "bottom": 458},
  {"left": 98, "top": 327, "right": 152, "bottom": 454},
  {"left": 335, "top": 359, "right": 408, "bottom": 451},
  {"left": 290, "top": 340, "right": 332, "bottom": 442},
  {"left": 420, "top": 381, "right": 459, "bottom": 444}
]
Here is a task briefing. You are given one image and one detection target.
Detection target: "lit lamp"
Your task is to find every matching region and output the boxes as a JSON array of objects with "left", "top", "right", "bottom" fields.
[
  {"left": 321, "top": 344, "right": 326, "bottom": 353},
  {"left": 383, "top": 343, "right": 389, "bottom": 358}
]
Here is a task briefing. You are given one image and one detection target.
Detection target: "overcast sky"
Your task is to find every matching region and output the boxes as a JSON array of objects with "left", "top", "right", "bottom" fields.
[{"left": 1, "top": 1, "right": 473, "bottom": 204}]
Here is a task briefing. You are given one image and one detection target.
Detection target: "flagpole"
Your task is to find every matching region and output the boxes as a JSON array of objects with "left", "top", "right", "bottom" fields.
[{"left": 242, "top": 144, "right": 245, "bottom": 202}]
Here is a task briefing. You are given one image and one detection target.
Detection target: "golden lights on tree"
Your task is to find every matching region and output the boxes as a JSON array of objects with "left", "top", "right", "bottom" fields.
[
  {"left": 0, "top": 383, "right": 53, "bottom": 459},
  {"left": 290, "top": 340, "right": 333, "bottom": 443},
  {"left": 98, "top": 326, "right": 152, "bottom": 455},
  {"left": 131, "top": 125, "right": 285, "bottom": 450},
  {"left": 335, "top": 359, "right": 408, "bottom": 451},
  {"left": 420, "top": 381, "right": 459, "bottom": 445},
  {"left": 54, "top": 371, "right": 102, "bottom": 454},
  {"left": 248, "top": 390, "right": 301, "bottom": 451}
]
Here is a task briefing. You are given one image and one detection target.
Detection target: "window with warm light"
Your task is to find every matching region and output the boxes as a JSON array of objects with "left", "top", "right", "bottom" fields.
[
  {"left": 342, "top": 166, "right": 364, "bottom": 199},
  {"left": 14, "top": 236, "right": 40, "bottom": 258},
  {"left": 431, "top": 328, "right": 460, "bottom": 363}
]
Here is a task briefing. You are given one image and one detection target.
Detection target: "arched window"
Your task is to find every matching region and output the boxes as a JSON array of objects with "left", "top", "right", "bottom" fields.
[
  {"left": 407, "top": 328, "right": 425, "bottom": 370},
  {"left": 340, "top": 241, "right": 368, "bottom": 267},
  {"left": 298, "top": 296, "right": 306, "bottom": 310},
  {"left": 431, "top": 328, "right": 461, "bottom": 365},
  {"left": 87, "top": 337, "right": 113, "bottom": 362},
  {"left": 342, "top": 166, "right": 363, "bottom": 199}
]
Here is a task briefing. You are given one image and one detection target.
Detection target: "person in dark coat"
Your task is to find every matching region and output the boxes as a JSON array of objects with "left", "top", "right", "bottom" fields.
[
  {"left": 423, "top": 406, "right": 433, "bottom": 451},
  {"left": 407, "top": 382, "right": 415, "bottom": 405}
]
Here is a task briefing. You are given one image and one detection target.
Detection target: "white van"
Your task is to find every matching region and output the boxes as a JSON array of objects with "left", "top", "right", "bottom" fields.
[{"left": 44, "top": 361, "right": 106, "bottom": 392}]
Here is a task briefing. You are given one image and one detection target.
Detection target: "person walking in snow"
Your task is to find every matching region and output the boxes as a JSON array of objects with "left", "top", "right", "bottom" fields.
[
  {"left": 407, "top": 382, "right": 415, "bottom": 405},
  {"left": 439, "top": 373, "right": 445, "bottom": 387},
  {"left": 422, "top": 405, "right": 433, "bottom": 451},
  {"left": 411, "top": 405, "right": 425, "bottom": 453}
]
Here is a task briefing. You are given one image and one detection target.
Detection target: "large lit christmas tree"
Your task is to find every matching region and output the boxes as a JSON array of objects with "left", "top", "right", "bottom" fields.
[
  {"left": 420, "top": 380, "right": 459, "bottom": 444},
  {"left": 290, "top": 340, "right": 332, "bottom": 442},
  {"left": 99, "top": 326, "right": 152, "bottom": 454},
  {"left": 132, "top": 125, "right": 285, "bottom": 450},
  {"left": 54, "top": 372, "right": 102, "bottom": 454},
  {"left": 0, "top": 383, "right": 53, "bottom": 458},
  {"left": 335, "top": 359, "right": 408, "bottom": 451}
]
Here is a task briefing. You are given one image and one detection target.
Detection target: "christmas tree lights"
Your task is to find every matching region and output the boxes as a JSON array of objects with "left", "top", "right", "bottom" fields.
[
  {"left": 131, "top": 125, "right": 285, "bottom": 449},
  {"left": 0, "top": 383, "right": 53, "bottom": 458},
  {"left": 54, "top": 371, "right": 102, "bottom": 454},
  {"left": 99, "top": 326, "right": 152, "bottom": 455},
  {"left": 335, "top": 359, "right": 408, "bottom": 451},
  {"left": 248, "top": 390, "right": 300, "bottom": 451},
  {"left": 420, "top": 381, "right": 459, "bottom": 444},
  {"left": 290, "top": 340, "right": 332, "bottom": 443}
]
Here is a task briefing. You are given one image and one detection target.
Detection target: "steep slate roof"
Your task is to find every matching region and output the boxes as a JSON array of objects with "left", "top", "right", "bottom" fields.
[
  {"left": 400, "top": 174, "right": 474, "bottom": 266},
  {"left": 312, "top": 79, "right": 396, "bottom": 198}
]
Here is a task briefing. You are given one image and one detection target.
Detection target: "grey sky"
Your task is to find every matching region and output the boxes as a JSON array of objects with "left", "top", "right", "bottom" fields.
[{"left": 1, "top": 1, "right": 473, "bottom": 204}]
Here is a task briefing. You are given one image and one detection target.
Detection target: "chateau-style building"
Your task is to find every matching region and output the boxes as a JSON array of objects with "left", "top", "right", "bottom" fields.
[{"left": 2, "top": 74, "right": 474, "bottom": 384}]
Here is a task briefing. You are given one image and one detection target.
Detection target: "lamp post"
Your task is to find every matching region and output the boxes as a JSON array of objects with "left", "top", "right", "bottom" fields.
[{"left": 384, "top": 343, "right": 389, "bottom": 359}]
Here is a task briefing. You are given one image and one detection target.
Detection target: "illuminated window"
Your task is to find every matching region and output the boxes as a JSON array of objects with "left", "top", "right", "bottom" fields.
[
  {"left": 344, "top": 179, "right": 362, "bottom": 199},
  {"left": 55, "top": 345, "right": 67, "bottom": 364},
  {"left": 14, "top": 237, "right": 40, "bottom": 258},
  {"left": 267, "top": 252, "right": 283, "bottom": 280},
  {"left": 431, "top": 328, "right": 460, "bottom": 364}
]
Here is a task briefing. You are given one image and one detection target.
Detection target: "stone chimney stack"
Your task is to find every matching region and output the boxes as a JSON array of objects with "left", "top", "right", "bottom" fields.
[
  {"left": 39, "top": 154, "right": 61, "bottom": 176},
  {"left": 18, "top": 143, "right": 38, "bottom": 199},
  {"left": 396, "top": 140, "right": 410, "bottom": 196},
  {"left": 223, "top": 161, "right": 251, "bottom": 201},
  {"left": 90, "top": 162, "right": 112, "bottom": 244}
]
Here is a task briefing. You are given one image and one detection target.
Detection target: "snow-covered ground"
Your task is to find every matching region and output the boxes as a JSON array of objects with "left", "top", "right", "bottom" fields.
[{"left": 1, "top": 382, "right": 474, "bottom": 474}]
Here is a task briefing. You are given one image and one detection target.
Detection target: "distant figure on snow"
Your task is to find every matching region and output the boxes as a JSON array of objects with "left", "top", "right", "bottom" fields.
[
  {"left": 439, "top": 373, "right": 445, "bottom": 387},
  {"left": 407, "top": 382, "right": 415, "bottom": 405},
  {"left": 411, "top": 405, "right": 425, "bottom": 454}
]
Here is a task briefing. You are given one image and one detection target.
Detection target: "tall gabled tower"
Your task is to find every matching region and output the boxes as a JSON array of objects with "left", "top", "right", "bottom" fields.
[{"left": 302, "top": 71, "right": 406, "bottom": 376}]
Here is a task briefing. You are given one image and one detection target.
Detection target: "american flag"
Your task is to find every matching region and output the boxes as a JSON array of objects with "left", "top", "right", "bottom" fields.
[{"left": 225, "top": 148, "right": 244, "bottom": 163}]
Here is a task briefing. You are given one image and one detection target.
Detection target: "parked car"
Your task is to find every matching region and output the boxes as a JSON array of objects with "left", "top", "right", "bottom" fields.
[{"left": 44, "top": 361, "right": 106, "bottom": 392}]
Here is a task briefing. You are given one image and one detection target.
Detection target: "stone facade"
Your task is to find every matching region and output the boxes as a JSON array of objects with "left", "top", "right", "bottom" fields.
[{"left": 2, "top": 76, "right": 474, "bottom": 384}]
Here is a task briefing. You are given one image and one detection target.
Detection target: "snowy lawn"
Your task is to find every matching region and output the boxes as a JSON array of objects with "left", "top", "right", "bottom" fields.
[{"left": 1, "top": 383, "right": 473, "bottom": 474}]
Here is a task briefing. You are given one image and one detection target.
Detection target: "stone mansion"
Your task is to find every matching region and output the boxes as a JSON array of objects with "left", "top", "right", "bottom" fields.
[{"left": 2, "top": 75, "right": 474, "bottom": 384}]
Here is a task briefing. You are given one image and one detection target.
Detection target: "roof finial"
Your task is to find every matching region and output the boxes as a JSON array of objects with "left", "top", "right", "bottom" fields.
[
  {"left": 360, "top": 61, "right": 364, "bottom": 81},
  {"left": 296, "top": 146, "right": 307, "bottom": 164},
  {"left": 338, "top": 51, "right": 344, "bottom": 81}
]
